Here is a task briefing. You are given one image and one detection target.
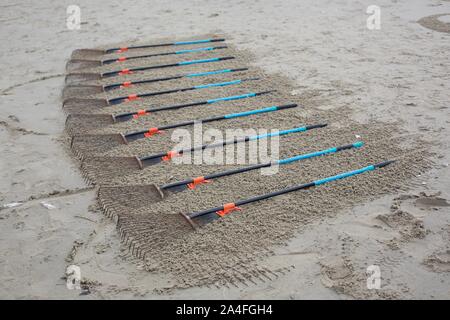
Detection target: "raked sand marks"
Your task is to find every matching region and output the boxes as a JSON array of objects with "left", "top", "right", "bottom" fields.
[{"left": 63, "top": 34, "right": 433, "bottom": 290}]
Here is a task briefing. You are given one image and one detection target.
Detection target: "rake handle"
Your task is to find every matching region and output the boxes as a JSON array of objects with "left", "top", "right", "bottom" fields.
[
  {"left": 140, "top": 135, "right": 251, "bottom": 162},
  {"left": 277, "top": 142, "right": 363, "bottom": 165},
  {"left": 101, "top": 45, "right": 228, "bottom": 65},
  {"left": 123, "top": 104, "right": 298, "bottom": 141},
  {"left": 103, "top": 67, "right": 248, "bottom": 91},
  {"left": 185, "top": 68, "right": 248, "bottom": 78},
  {"left": 103, "top": 75, "right": 184, "bottom": 91},
  {"left": 109, "top": 87, "right": 196, "bottom": 104},
  {"left": 163, "top": 140, "right": 360, "bottom": 191},
  {"left": 101, "top": 56, "right": 235, "bottom": 78},
  {"left": 162, "top": 162, "right": 271, "bottom": 191},
  {"left": 188, "top": 160, "right": 395, "bottom": 219},
  {"left": 102, "top": 51, "right": 175, "bottom": 65},
  {"left": 104, "top": 38, "right": 225, "bottom": 53},
  {"left": 124, "top": 116, "right": 223, "bottom": 139},
  {"left": 101, "top": 62, "right": 177, "bottom": 78},
  {"left": 114, "top": 90, "right": 274, "bottom": 121},
  {"left": 139, "top": 123, "right": 325, "bottom": 162},
  {"left": 108, "top": 78, "right": 254, "bottom": 104}
]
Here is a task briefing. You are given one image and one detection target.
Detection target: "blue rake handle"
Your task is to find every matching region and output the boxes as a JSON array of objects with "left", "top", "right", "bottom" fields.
[
  {"left": 105, "top": 38, "right": 225, "bottom": 53},
  {"left": 123, "top": 104, "right": 298, "bottom": 142},
  {"left": 101, "top": 56, "right": 235, "bottom": 78},
  {"left": 277, "top": 141, "right": 364, "bottom": 165},
  {"left": 108, "top": 78, "right": 258, "bottom": 105},
  {"left": 183, "top": 160, "right": 395, "bottom": 228},
  {"left": 103, "top": 67, "right": 248, "bottom": 91},
  {"left": 113, "top": 90, "right": 275, "bottom": 122},
  {"left": 102, "top": 45, "right": 227, "bottom": 65},
  {"left": 138, "top": 123, "right": 326, "bottom": 167},
  {"left": 161, "top": 141, "right": 364, "bottom": 192}
]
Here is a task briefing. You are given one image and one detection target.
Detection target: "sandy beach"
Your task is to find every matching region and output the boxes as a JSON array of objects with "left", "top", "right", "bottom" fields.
[{"left": 0, "top": 0, "right": 449, "bottom": 299}]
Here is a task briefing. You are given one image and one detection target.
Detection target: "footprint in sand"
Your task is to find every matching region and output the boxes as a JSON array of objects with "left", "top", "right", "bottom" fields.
[
  {"left": 415, "top": 196, "right": 450, "bottom": 209},
  {"left": 424, "top": 250, "right": 450, "bottom": 273},
  {"left": 418, "top": 14, "right": 450, "bottom": 33}
]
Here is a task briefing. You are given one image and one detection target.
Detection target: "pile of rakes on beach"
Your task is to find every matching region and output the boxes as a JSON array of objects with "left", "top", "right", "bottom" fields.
[{"left": 62, "top": 36, "right": 395, "bottom": 231}]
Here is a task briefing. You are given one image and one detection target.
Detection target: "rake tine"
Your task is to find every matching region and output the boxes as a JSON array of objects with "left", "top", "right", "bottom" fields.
[
  {"left": 70, "top": 134, "right": 128, "bottom": 156},
  {"left": 80, "top": 156, "right": 142, "bottom": 184},
  {"left": 62, "top": 84, "right": 105, "bottom": 99},
  {"left": 65, "top": 72, "right": 102, "bottom": 85},
  {"left": 65, "top": 114, "right": 115, "bottom": 136},
  {"left": 65, "top": 59, "right": 102, "bottom": 72}
]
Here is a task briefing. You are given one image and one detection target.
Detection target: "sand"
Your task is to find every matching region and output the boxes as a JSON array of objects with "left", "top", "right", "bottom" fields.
[{"left": 1, "top": 0, "right": 449, "bottom": 299}]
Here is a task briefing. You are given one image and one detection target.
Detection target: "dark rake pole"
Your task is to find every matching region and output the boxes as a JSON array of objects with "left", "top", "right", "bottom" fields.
[{"left": 181, "top": 160, "right": 396, "bottom": 229}]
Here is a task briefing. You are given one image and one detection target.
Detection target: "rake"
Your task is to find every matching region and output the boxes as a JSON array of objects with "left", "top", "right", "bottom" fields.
[
  {"left": 62, "top": 77, "right": 260, "bottom": 113},
  {"left": 70, "top": 104, "right": 299, "bottom": 155},
  {"left": 62, "top": 67, "right": 248, "bottom": 99},
  {"left": 65, "top": 56, "right": 235, "bottom": 85},
  {"left": 71, "top": 38, "right": 225, "bottom": 59},
  {"left": 65, "top": 90, "right": 274, "bottom": 134},
  {"left": 136, "top": 123, "right": 327, "bottom": 168},
  {"left": 97, "top": 142, "right": 363, "bottom": 208},
  {"left": 160, "top": 141, "right": 364, "bottom": 194},
  {"left": 67, "top": 45, "right": 228, "bottom": 71},
  {"left": 81, "top": 124, "right": 327, "bottom": 183},
  {"left": 181, "top": 160, "right": 396, "bottom": 229}
]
